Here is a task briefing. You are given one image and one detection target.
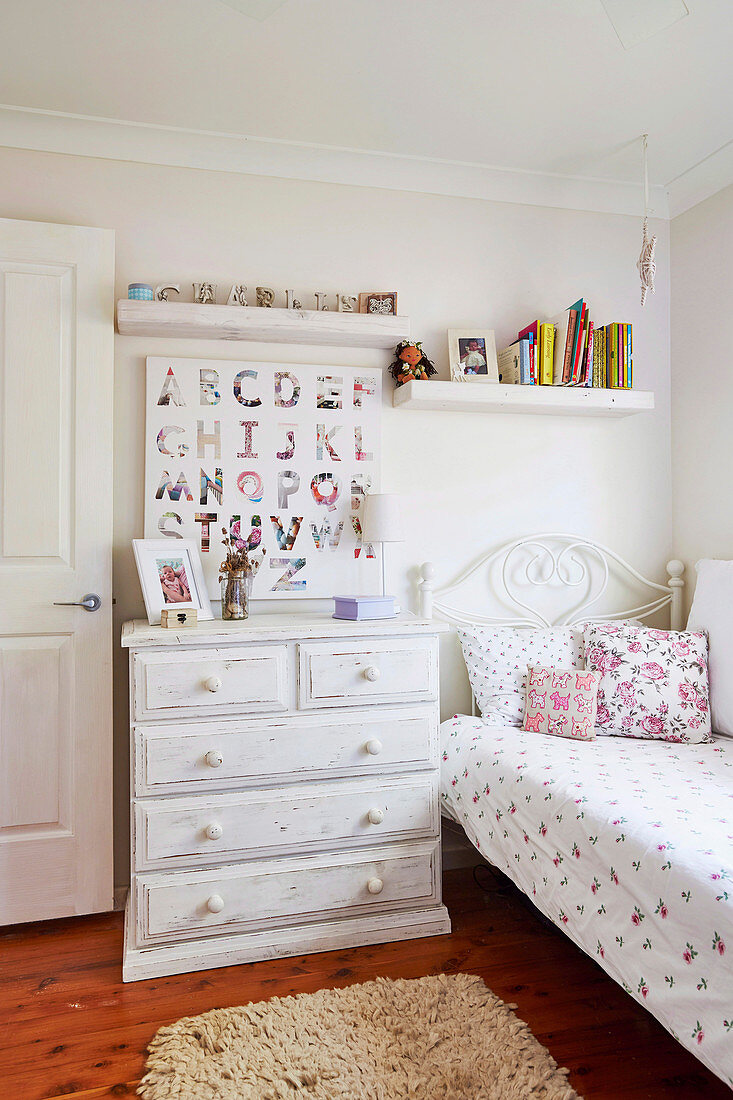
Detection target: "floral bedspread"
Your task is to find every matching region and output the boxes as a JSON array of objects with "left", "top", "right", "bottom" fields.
[{"left": 441, "top": 717, "right": 733, "bottom": 1085}]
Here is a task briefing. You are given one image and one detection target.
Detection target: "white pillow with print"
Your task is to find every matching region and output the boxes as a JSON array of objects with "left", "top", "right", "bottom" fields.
[
  {"left": 687, "top": 559, "right": 733, "bottom": 737},
  {"left": 584, "top": 622, "right": 711, "bottom": 743},
  {"left": 457, "top": 626, "right": 583, "bottom": 725}
]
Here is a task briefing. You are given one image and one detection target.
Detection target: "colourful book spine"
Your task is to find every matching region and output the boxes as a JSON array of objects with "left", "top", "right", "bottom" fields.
[
  {"left": 593, "top": 326, "right": 603, "bottom": 387},
  {"left": 577, "top": 314, "right": 587, "bottom": 385},
  {"left": 528, "top": 333, "right": 537, "bottom": 384},
  {"left": 628, "top": 323, "right": 633, "bottom": 388},
  {"left": 620, "top": 323, "right": 629, "bottom": 389},
  {"left": 518, "top": 338, "right": 530, "bottom": 383},
  {"left": 611, "top": 323, "right": 620, "bottom": 389},
  {"left": 584, "top": 321, "right": 594, "bottom": 386},
  {"left": 605, "top": 326, "right": 610, "bottom": 387},
  {"left": 570, "top": 301, "right": 586, "bottom": 383},
  {"left": 571, "top": 310, "right": 583, "bottom": 385},
  {"left": 562, "top": 305, "right": 580, "bottom": 383},
  {"left": 518, "top": 321, "right": 539, "bottom": 351},
  {"left": 580, "top": 310, "right": 590, "bottom": 384},
  {"left": 609, "top": 323, "right": 618, "bottom": 388},
  {"left": 539, "top": 322, "right": 554, "bottom": 384}
]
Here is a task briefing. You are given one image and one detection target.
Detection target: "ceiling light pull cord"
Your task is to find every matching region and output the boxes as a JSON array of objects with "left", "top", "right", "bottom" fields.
[{"left": 637, "top": 133, "right": 657, "bottom": 307}]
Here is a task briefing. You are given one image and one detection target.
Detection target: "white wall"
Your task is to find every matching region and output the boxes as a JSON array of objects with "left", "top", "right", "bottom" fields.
[
  {"left": 671, "top": 183, "right": 733, "bottom": 616},
  {"left": 0, "top": 146, "right": 672, "bottom": 883}
]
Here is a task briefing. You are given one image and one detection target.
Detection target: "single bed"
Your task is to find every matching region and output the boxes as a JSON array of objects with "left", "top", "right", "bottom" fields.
[
  {"left": 420, "top": 534, "right": 733, "bottom": 1087},
  {"left": 442, "top": 718, "right": 732, "bottom": 1085}
]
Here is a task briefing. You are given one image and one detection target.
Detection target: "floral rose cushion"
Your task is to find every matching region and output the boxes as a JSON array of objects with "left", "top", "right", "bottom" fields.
[
  {"left": 522, "top": 666, "right": 600, "bottom": 740},
  {"left": 583, "top": 623, "right": 712, "bottom": 743},
  {"left": 457, "top": 627, "right": 584, "bottom": 725}
]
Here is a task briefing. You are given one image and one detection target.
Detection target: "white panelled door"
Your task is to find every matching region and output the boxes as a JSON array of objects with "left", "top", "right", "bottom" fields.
[{"left": 0, "top": 218, "right": 114, "bottom": 923}]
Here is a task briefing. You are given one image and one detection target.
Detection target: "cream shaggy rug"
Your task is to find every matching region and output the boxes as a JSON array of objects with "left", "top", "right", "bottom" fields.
[{"left": 138, "top": 973, "right": 581, "bottom": 1099}]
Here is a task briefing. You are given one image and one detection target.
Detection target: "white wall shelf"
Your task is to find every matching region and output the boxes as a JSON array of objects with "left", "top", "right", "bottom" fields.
[
  {"left": 392, "top": 379, "right": 654, "bottom": 418},
  {"left": 117, "top": 300, "right": 409, "bottom": 349}
]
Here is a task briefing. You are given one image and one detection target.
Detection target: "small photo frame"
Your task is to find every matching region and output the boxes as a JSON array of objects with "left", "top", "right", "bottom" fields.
[
  {"left": 448, "top": 330, "right": 499, "bottom": 383},
  {"left": 359, "top": 291, "right": 397, "bottom": 316},
  {"left": 133, "top": 539, "right": 213, "bottom": 625}
]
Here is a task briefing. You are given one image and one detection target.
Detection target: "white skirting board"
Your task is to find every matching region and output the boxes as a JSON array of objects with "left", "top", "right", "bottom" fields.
[{"left": 122, "top": 897, "right": 451, "bottom": 981}]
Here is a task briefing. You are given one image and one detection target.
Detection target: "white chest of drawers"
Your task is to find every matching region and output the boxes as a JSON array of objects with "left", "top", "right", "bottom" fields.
[{"left": 121, "top": 612, "right": 450, "bottom": 980}]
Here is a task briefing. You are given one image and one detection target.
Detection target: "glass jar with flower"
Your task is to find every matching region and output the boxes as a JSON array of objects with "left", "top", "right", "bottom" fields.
[{"left": 219, "top": 524, "right": 265, "bottom": 621}]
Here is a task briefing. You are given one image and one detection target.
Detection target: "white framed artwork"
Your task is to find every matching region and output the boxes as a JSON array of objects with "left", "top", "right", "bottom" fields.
[
  {"left": 144, "top": 357, "right": 382, "bottom": 600},
  {"left": 133, "top": 538, "right": 214, "bottom": 625}
]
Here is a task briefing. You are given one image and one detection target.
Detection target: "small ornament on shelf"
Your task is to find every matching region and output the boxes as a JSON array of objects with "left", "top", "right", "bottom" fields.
[
  {"left": 155, "top": 284, "right": 180, "bottom": 302},
  {"left": 128, "top": 283, "right": 154, "bottom": 300},
  {"left": 360, "top": 291, "right": 397, "bottom": 315},
  {"left": 337, "top": 294, "right": 357, "bottom": 312},
  {"left": 256, "top": 286, "right": 275, "bottom": 308},
  {"left": 193, "top": 282, "right": 217, "bottom": 304},
  {"left": 388, "top": 340, "right": 437, "bottom": 387},
  {"left": 219, "top": 523, "right": 266, "bottom": 620},
  {"left": 227, "top": 284, "right": 248, "bottom": 306}
]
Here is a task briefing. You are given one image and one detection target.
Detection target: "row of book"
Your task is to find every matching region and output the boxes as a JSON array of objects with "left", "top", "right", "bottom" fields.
[{"left": 497, "top": 300, "right": 633, "bottom": 388}]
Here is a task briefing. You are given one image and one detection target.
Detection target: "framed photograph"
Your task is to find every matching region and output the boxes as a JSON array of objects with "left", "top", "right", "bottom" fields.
[
  {"left": 448, "top": 330, "right": 499, "bottom": 383},
  {"left": 359, "top": 291, "right": 397, "bottom": 316},
  {"left": 133, "top": 539, "right": 213, "bottom": 625}
]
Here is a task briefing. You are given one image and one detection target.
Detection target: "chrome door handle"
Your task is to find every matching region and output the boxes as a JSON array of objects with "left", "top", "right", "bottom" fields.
[{"left": 54, "top": 593, "right": 102, "bottom": 612}]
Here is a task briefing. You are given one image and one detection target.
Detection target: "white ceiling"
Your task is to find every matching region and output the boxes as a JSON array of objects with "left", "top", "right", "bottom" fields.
[{"left": 1, "top": 0, "right": 731, "bottom": 216}]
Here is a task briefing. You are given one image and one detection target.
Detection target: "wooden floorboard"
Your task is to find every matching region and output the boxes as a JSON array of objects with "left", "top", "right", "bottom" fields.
[{"left": 0, "top": 867, "right": 728, "bottom": 1099}]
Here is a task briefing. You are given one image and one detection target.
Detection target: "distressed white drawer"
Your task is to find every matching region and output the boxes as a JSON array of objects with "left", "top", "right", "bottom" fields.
[
  {"left": 133, "top": 707, "right": 437, "bottom": 795},
  {"left": 132, "top": 645, "right": 288, "bottom": 720},
  {"left": 298, "top": 638, "right": 437, "bottom": 709},
  {"left": 136, "top": 841, "right": 440, "bottom": 942},
  {"left": 134, "top": 774, "right": 438, "bottom": 870}
]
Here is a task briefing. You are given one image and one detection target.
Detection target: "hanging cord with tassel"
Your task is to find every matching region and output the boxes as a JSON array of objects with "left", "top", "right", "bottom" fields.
[{"left": 637, "top": 133, "right": 657, "bottom": 306}]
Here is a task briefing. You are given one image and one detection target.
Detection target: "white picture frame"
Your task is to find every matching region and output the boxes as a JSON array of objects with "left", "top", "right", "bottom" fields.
[
  {"left": 448, "top": 329, "right": 499, "bottom": 383},
  {"left": 133, "top": 538, "right": 214, "bottom": 625}
]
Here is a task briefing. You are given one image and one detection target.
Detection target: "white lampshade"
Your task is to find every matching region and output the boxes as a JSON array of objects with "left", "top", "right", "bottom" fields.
[{"left": 361, "top": 493, "right": 405, "bottom": 543}]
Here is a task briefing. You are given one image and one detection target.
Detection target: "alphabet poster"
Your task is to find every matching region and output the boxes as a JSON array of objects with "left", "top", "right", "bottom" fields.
[{"left": 144, "top": 358, "right": 382, "bottom": 599}]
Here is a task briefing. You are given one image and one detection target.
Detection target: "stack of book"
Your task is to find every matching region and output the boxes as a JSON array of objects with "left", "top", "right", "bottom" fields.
[{"left": 497, "top": 301, "right": 633, "bottom": 388}]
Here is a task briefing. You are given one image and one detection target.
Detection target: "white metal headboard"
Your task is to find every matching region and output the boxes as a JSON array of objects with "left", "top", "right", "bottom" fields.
[{"left": 418, "top": 533, "right": 685, "bottom": 631}]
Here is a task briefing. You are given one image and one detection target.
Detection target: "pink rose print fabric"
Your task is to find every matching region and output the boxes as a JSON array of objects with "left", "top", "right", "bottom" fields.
[
  {"left": 457, "top": 627, "right": 583, "bottom": 725},
  {"left": 441, "top": 716, "right": 733, "bottom": 1086},
  {"left": 522, "top": 666, "right": 600, "bottom": 740},
  {"left": 584, "top": 624, "right": 712, "bottom": 744}
]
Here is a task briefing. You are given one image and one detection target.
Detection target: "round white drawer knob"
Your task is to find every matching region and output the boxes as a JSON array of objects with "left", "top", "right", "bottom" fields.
[
  {"left": 367, "top": 877, "right": 384, "bottom": 895},
  {"left": 365, "top": 738, "right": 383, "bottom": 756},
  {"left": 205, "top": 822, "right": 223, "bottom": 841},
  {"left": 204, "top": 750, "right": 223, "bottom": 769},
  {"left": 204, "top": 675, "right": 222, "bottom": 693},
  {"left": 363, "top": 666, "right": 380, "bottom": 682},
  {"left": 367, "top": 807, "right": 384, "bottom": 825},
  {"left": 206, "top": 894, "right": 225, "bottom": 914}
]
